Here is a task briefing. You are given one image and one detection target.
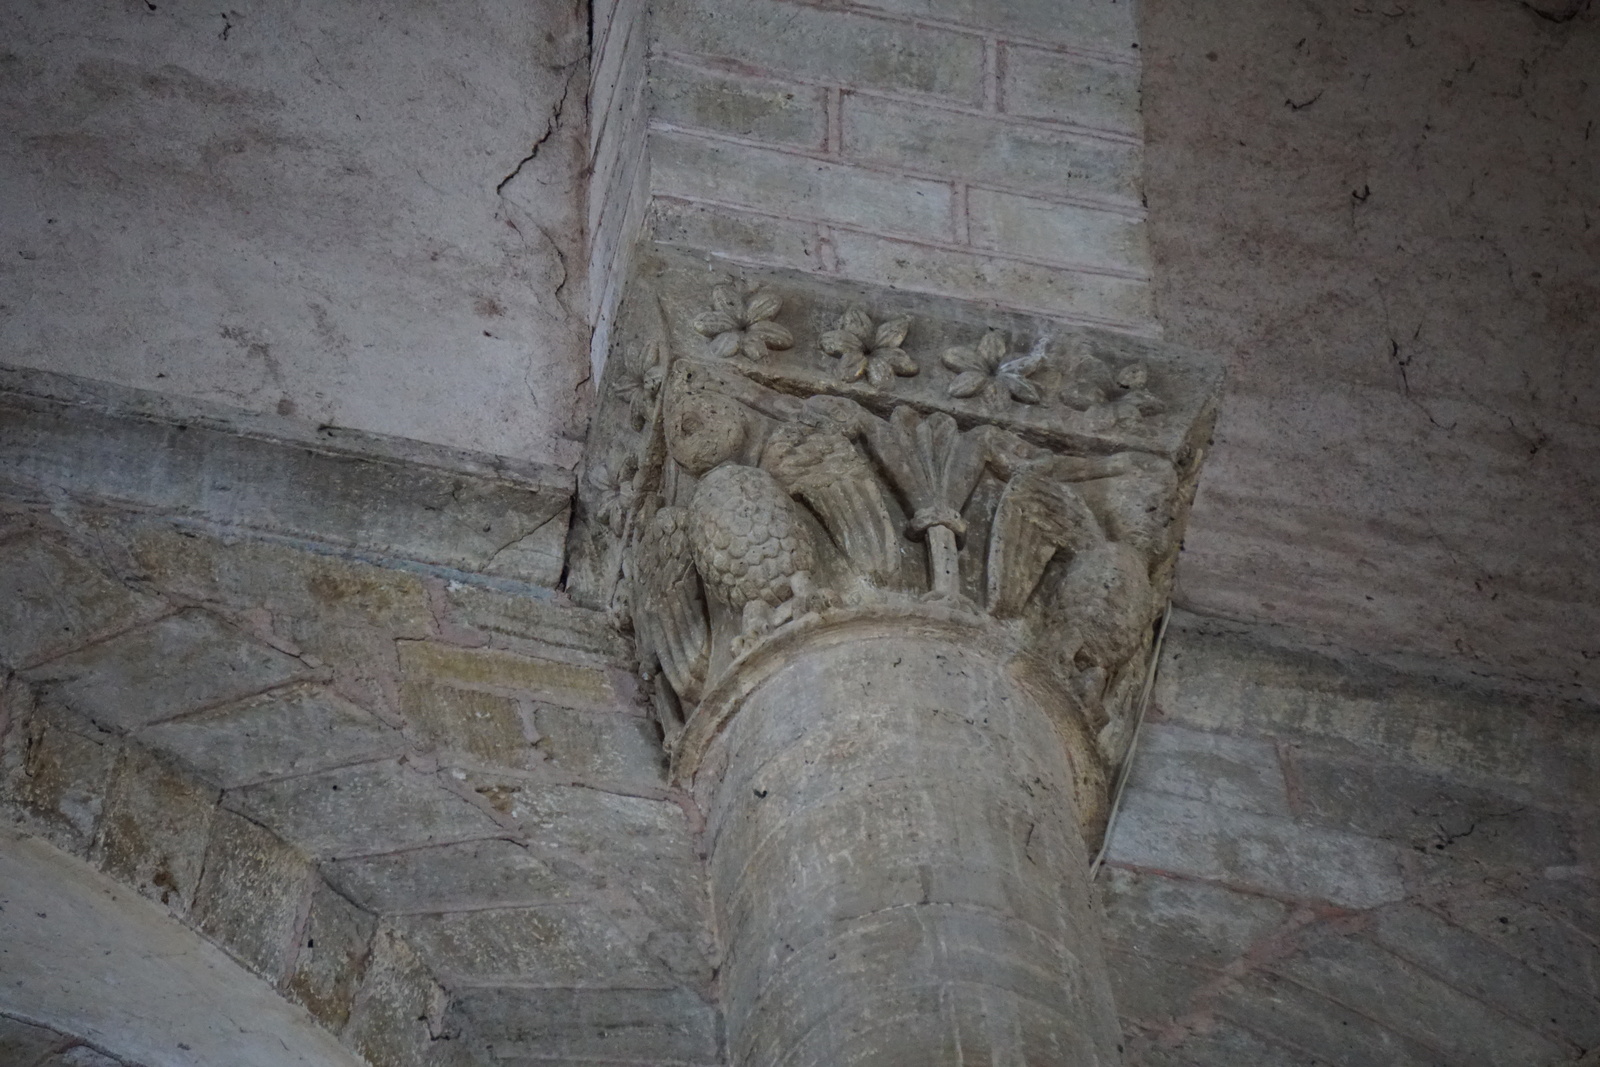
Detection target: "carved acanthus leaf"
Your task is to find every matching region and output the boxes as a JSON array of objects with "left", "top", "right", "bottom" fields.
[{"left": 986, "top": 457, "right": 1105, "bottom": 618}]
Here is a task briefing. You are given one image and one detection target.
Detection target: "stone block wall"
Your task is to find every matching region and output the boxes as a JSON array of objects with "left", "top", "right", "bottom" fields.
[
  {"left": 639, "top": 0, "right": 1155, "bottom": 333},
  {"left": 1100, "top": 613, "right": 1600, "bottom": 1065},
  {"left": 0, "top": 378, "right": 720, "bottom": 1067}
]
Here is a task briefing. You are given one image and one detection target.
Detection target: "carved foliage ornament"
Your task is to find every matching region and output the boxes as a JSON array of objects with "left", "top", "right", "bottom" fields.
[{"left": 605, "top": 274, "right": 1205, "bottom": 773}]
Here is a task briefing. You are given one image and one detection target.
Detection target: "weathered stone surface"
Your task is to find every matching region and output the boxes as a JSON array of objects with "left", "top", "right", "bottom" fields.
[
  {"left": 441, "top": 584, "right": 627, "bottom": 662},
  {"left": 966, "top": 187, "right": 1149, "bottom": 275},
  {"left": 93, "top": 745, "right": 217, "bottom": 914},
  {"left": 125, "top": 523, "right": 434, "bottom": 638},
  {"left": 1135, "top": 1020, "right": 1334, "bottom": 1067},
  {"left": 0, "top": 1013, "right": 67, "bottom": 1064},
  {"left": 341, "top": 926, "right": 453, "bottom": 1067},
  {"left": 840, "top": 94, "right": 1143, "bottom": 205},
  {"left": 1293, "top": 750, "right": 1574, "bottom": 872},
  {"left": 0, "top": 829, "right": 365, "bottom": 1067},
  {"left": 0, "top": 0, "right": 591, "bottom": 468},
  {"left": 22, "top": 610, "right": 307, "bottom": 734},
  {"left": 651, "top": 58, "right": 827, "bottom": 149},
  {"left": 650, "top": 129, "right": 958, "bottom": 241},
  {"left": 227, "top": 760, "right": 503, "bottom": 859},
  {"left": 528, "top": 704, "right": 665, "bottom": 783},
  {"left": 1002, "top": 45, "right": 1141, "bottom": 133},
  {"left": 139, "top": 686, "right": 407, "bottom": 789},
  {"left": 1271, "top": 934, "right": 1565, "bottom": 1067},
  {"left": 283, "top": 882, "right": 375, "bottom": 1032},
  {"left": 850, "top": 0, "right": 1137, "bottom": 49},
  {"left": 0, "top": 534, "right": 162, "bottom": 670},
  {"left": 1101, "top": 866, "right": 1289, "bottom": 967},
  {"left": 1106, "top": 789, "right": 1406, "bottom": 908},
  {"left": 1103, "top": 946, "right": 1215, "bottom": 1026},
  {"left": 2, "top": 699, "right": 118, "bottom": 856},
  {"left": 191, "top": 809, "right": 312, "bottom": 979},
  {"left": 653, "top": 0, "right": 987, "bottom": 102},
  {"left": 1370, "top": 904, "right": 1600, "bottom": 1049},
  {"left": 397, "top": 640, "right": 623, "bottom": 712},
  {"left": 1153, "top": 616, "right": 1596, "bottom": 806},
  {"left": 1217, "top": 971, "right": 1453, "bottom": 1067},
  {"left": 1122, "top": 722, "right": 1291, "bottom": 817},
  {"left": 1433, "top": 894, "right": 1600, "bottom": 1003},
  {"left": 321, "top": 838, "right": 580, "bottom": 915},
  {"left": 401, "top": 681, "right": 531, "bottom": 766},
  {"left": 400, "top": 905, "right": 674, "bottom": 987},
  {"left": 456, "top": 985, "right": 723, "bottom": 1065},
  {"left": 0, "top": 379, "right": 574, "bottom": 588}
]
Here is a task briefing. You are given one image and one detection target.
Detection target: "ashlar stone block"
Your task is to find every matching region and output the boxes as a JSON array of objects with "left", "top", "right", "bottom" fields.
[
  {"left": 228, "top": 759, "right": 504, "bottom": 859},
  {"left": 1105, "top": 789, "right": 1405, "bottom": 908},
  {"left": 0, "top": 534, "right": 163, "bottom": 671},
  {"left": 191, "top": 808, "right": 313, "bottom": 980},
  {"left": 138, "top": 685, "right": 408, "bottom": 789},
  {"left": 283, "top": 881, "right": 376, "bottom": 1032},
  {"left": 92, "top": 744, "right": 218, "bottom": 914},
  {"left": 22, "top": 609, "right": 308, "bottom": 733},
  {"left": 320, "top": 838, "right": 582, "bottom": 915}
]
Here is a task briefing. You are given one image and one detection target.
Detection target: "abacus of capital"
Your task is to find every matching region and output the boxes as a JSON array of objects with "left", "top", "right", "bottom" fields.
[{"left": 571, "top": 248, "right": 1222, "bottom": 1067}]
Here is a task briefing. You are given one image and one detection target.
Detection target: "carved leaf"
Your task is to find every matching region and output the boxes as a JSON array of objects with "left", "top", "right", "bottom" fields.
[
  {"left": 693, "top": 311, "right": 740, "bottom": 337},
  {"left": 1002, "top": 375, "right": 1043, "bottom": 405},
  {"left": 866, "top": 356, "right": 896, "bottom": 388},
  {"left": 948, "top": 370, "right": 990, "bottom": 399},
  {"left": 763, "top": 421, "right": 899, "bottom": 584},
  {"left": 874, "top": 316, "right": 911, "bottom": 350},
  {"left": 744, "top": 287, "right": 784, "bottom": 323},
  {"left": 708, "top": 331, "right": 742, "bottom": 360},
  {"left": 942, "top": 345, "right": 986, "bottom": 375},
  {"left": 712, "top": 285, "right": 743, "bottom": 320},
  {"left": 885, "top": 349, "right": 918, "bottom": 377},
  {"left": 838, "top": 354, "right": 870, "bottom": 382},
  {"left": 820, "top": 329, "right": 866, "bottom": 358},
  {"left": 839, "top": 305, "right": 875, "bottom": 339},
  {"left": 977, "top": 330, "right": 1008, "bottom": 371},
  {"left": 746, "top": 319, "right": 794, "bottom": 351},
  {"left": 987, "top": 456, "right": 1104, "bottom": 617}
]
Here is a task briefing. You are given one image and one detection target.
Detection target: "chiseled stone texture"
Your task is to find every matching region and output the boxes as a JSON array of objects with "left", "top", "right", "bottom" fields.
[
  {"left": 1101, "top": 613, "right": 1600, "bottom": 1066},
  {"left": 0, "top": 501, "right": 717, "bottom": 1066}
]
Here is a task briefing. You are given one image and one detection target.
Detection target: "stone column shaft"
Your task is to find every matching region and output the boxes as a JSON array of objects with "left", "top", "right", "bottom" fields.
[{"left": 696, "top": 623, "right": 1120, "bottom": 1066}]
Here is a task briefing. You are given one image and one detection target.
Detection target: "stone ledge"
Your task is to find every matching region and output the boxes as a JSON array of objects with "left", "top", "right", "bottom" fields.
[{"left": 0, "top": 364, "right": 575, "bottom": 591}]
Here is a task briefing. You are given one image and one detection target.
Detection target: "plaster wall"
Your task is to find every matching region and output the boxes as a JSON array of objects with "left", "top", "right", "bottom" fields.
[
  {"left": 0, "top": 0, "right": 591, "bottom": 467},
  {"left": 1142, "top": 0, "right": 1600, "bottom": 696}
]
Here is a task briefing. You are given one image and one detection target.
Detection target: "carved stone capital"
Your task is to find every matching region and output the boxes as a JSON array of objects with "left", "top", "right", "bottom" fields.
[
  {"left": 572, "top": 247, "right": 1220, "bottom": 827},
  {"left": 572, "top": 246, "right": 1223, "bottom": 1067}
]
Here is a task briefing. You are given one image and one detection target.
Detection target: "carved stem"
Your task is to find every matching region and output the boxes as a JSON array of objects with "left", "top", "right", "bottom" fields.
[{"left": 926, "top": 523, "right": 960, "bottom": 597}]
